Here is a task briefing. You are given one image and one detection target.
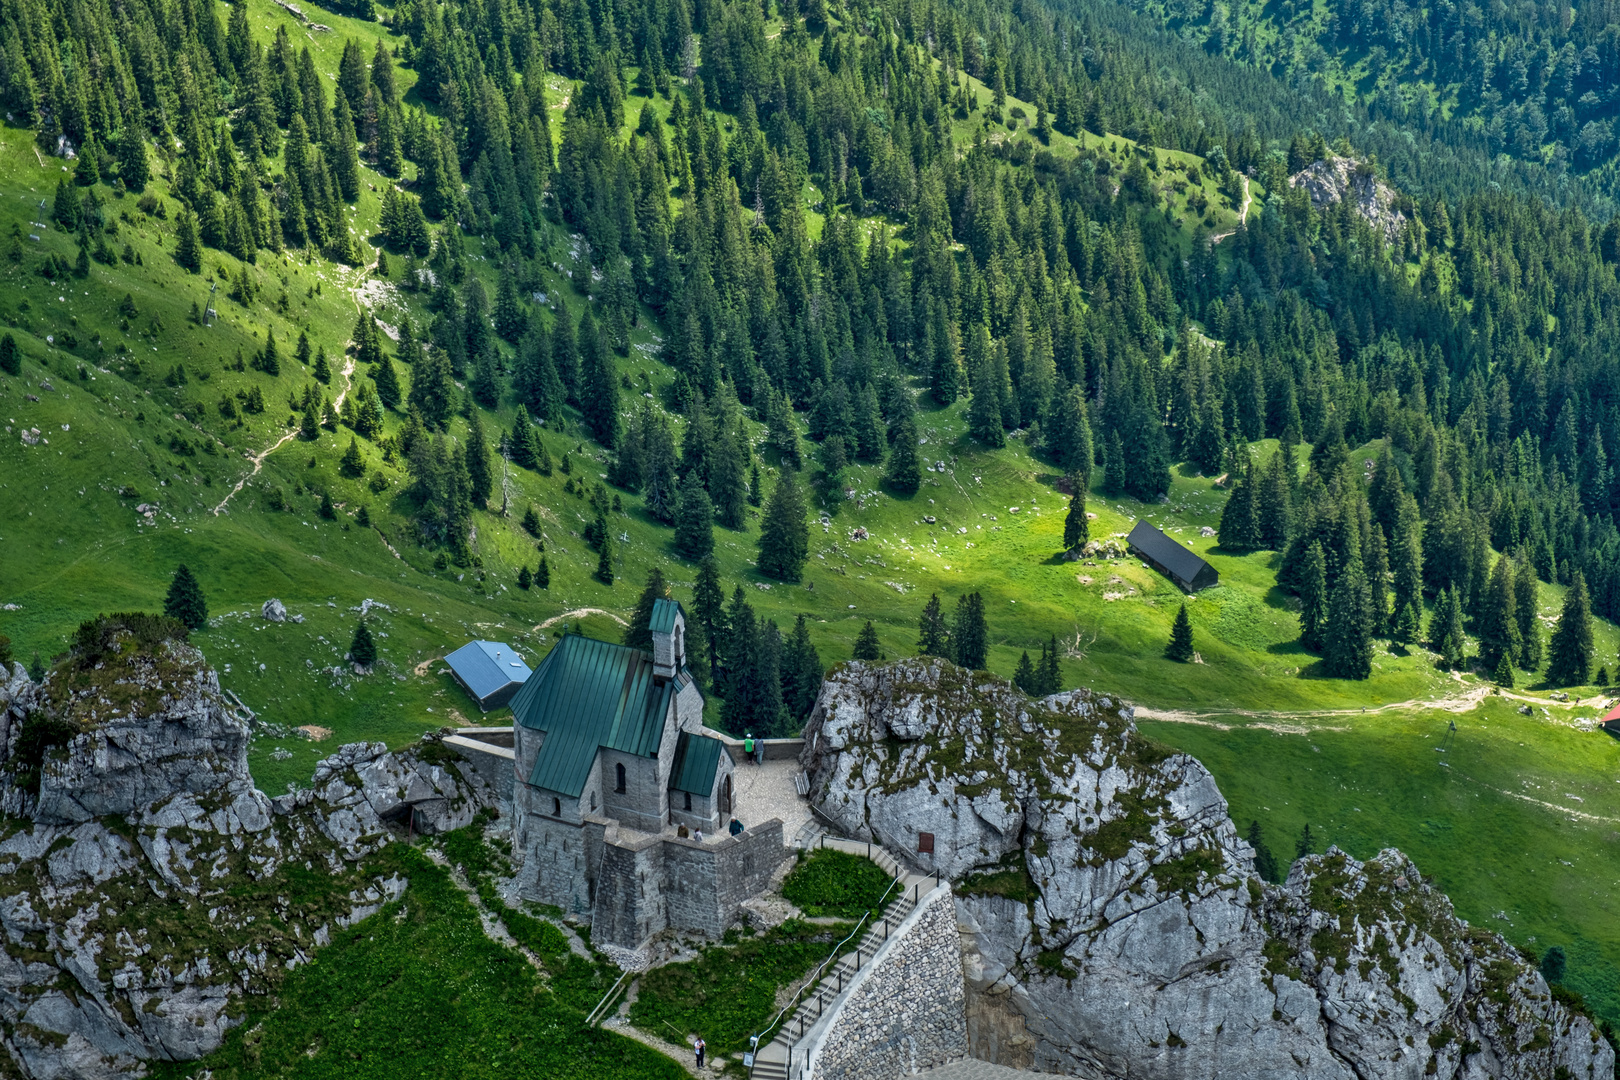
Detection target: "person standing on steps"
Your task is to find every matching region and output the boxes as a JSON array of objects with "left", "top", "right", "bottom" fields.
[{"left": 695, "top": 1035, "right": 706, "bottom": 1069}]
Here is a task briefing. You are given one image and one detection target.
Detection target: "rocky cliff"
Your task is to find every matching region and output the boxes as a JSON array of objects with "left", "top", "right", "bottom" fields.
[
  {"left": 0, "top": 615, "right": 494, "bottom": 1078},
  {"left": 801, "top": 659, "right": 1614, "bottom": 1080},
  {"left": 1290, "top": 156, "right": 1409, "bottom": 245}
]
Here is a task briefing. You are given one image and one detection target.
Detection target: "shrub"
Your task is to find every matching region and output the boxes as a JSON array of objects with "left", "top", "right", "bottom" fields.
[{"left": 780, "top": 848, "right": 895, "bottom": 918}]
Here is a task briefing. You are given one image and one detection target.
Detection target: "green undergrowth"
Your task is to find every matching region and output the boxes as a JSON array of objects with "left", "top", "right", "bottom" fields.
[
  {"left": 150, "top": 842, "right": 681, "bottom": 1080},
  {"left": 629, "top": 919, "right": 858, "bottom": 1055},
  {"left": 779, "top": 848, "right": 897, "bottom": 918},
  {"left": 436, "top": 814, "right": 620, "bottom": 1012}
]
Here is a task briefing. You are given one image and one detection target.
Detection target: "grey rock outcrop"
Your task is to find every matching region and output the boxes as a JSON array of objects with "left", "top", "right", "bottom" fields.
[
  {"left": 261, "top": 598, "right": 287, "bottom": 622},
  {"left": 0, "top": 620, "right": 495, "bottom": 1078},
  {"left": 1290, "top": 156, "right": 1408, "bottom": 245},
  {"left": 802, "top": 659, "right": 1613, "bottom": 1080}
]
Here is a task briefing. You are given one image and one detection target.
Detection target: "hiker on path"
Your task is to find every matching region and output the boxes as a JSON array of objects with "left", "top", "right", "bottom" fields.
[{"left": 695, "top": 1036, "right": 706, "bottom": 1069}]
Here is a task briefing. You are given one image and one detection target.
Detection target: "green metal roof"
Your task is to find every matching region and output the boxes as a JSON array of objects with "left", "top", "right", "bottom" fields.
[
  {"left": 669, "top": 731, "right": 726, "bottom": 796},
  {"left": 509, "top": 634, "right": 682, "bottom": 797},
  {"left": 649, "top": 598, "right": 681, "bottom": 635}
]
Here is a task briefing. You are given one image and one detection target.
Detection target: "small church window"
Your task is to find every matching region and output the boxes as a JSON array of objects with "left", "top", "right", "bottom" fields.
[
  {"left": 591, "top": 791, "right": 597, "bottom": 810},
  {"left": 684, "top": 791, "right": 692, "bottom": 811},
  {"left": 553, "top": 797, "right": 561, "bottom": 816},
  {"left": 615, "top": 763, "right": 626, "bottom": 793}
]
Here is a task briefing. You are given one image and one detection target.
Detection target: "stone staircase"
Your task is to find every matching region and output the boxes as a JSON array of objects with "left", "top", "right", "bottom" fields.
[{"left": 749, "top": 836, "right": 942, "bottom": 1080}]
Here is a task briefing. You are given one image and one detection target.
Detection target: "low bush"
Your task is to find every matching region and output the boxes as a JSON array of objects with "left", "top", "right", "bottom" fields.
[{"left": 780, "top": 849, "right": 895, "bottom": 918}]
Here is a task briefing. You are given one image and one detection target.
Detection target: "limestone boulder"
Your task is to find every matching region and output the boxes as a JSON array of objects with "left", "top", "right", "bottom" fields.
[{"left": 802, "top": 659, "right": 1614, "bottom": 1080}]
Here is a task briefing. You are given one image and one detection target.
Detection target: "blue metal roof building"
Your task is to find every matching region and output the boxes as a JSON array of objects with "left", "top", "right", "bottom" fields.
[{"left": 445, "top": 641, "right": 534, "bottom": 711}]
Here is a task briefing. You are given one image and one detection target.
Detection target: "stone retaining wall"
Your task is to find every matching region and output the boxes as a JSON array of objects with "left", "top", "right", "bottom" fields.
[{"left": 804, "top": 883, "right": 967, "bottom": 1080}]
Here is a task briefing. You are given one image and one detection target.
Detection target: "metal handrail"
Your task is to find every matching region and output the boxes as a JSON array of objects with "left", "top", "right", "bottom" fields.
[
  {"left": 751, "top": 866, "right": 907, "bottom": 1054},
  {"left": 585, "top": 968, "right": 631, "bottom": 1027}
]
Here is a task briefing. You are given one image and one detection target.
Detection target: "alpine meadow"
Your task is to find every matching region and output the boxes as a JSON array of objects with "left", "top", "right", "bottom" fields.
[{"left": 6, "top": 0, "right": 1620, "bottom": 1072}]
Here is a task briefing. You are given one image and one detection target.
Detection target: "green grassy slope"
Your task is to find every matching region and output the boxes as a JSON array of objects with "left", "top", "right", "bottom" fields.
[{"left": 4, "top": 0, "right": 1620, "bottom": 1036}]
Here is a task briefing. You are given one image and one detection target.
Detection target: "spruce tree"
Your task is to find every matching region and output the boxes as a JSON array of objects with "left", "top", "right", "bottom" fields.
[
  {"left": 374, "top": 354, "right": 401, "bottom": 409},
  {"left": 313, "top": 348, "right": 332, "bottom": 385},
  {"left": 0, "top": 334, "right": 18, "bottom": 376},
  {"left": 173, "top": 209, "right": 201, "bottom": 273},
  {"left": 1014, "top": 651, "right": 1039, "bottom": 692},
  {"left": 348, "top": 619, "right": 377, "bottom": 667},
  {"left": 464, "top": 411, "right": 493, "bottom": 508},
  {"left": 517, "top": 565, "right": 532, "bottom": 590},
  {"left": 578, "top": 310, "right": 620, "bottom": 448},
  {"left": 757, "top": 472, "right": 809, "bottom": 582},
  {"left": 1218, "top": 462, "right": 1261, "bottom": 550},
  {"left": 1063, "top": 482, "right": 1089, "bottom": 553},
  {"left": 853, "top": 620, "right": 881, "bottom": 661},
  {"left": 536, "top": 556, "right": 551, "bottom": 589},
  {"left": 952, "top": 593, "right": 989, "bottom": 670},
  {"left": 623, "top": 568, "right": 669, "bottom": 651},
  {"left": 1494, "top": 653, "right": 1515, "bottom": 687},
  {"left": 1298, "top": 540, "right": 1328, "bottom": 652},
  {"left": 319, "top": 491, "right": 336, "bottom": 519},
  {"left": 1247, "top": 820, "right": 1279, "bottom": 883},
  {"left": 1433, "top": 586, "right": 1467, "bottom": 670},
  {"left": 1038, "top": 634, "right": 1062, "bottom": 694},
  {"left": 1295, "top": 823, "right": 1316, "bottom": 860},
  {"left": 1257, "top": 448, "right": 1294, "bottom": 549},
  {"left": 340, "top": 436, "right": 365, "bottom": 477},
  {"left": 163, "top": 565, "right": 208, "bottom": 631},
  {"left": 522, "top": 505, "right": 541, "bottom": 535},
  {"left": 781, "top": 614, "right": 824, "bottom": 725},
  {"left": 1323, "top": 557, "right": 1373, "bottom": 679},
  {"left": 595, "top": 528, "right": 615, "bottom": 585},
  {"left": 1166, "top": 602, "right": 1195, "bottom": 662},
  {"left": 691, "top": 557, "right": 725, "bottom": 682},
  {"left": 917, "top": 594, "right": 950, "bottom": 657},
  {"left": 885, "top": 415, "right": 922, "bottom": 494},
  {"left": 673, "top": 472, "right": 716, "bottom": 559},
  {"left": 1514, "top": 549, "right": 1543, "bottom": 671},
  {"left": 1477, "top": 556, "right": 1521, "bottom": 673},
  {"left": 1547, "top": 572, "right": 1595, "bottom": 686}
]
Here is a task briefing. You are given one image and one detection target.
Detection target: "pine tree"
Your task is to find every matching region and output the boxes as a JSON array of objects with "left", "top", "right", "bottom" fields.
[
  {"left": 1063, "top": 482, "right": 1089, "bottom": 553},
  {"left": 578, "top": 310, "right": 620, "bottom": 448},
  {"left": 163, "top": 565, "right": 208, "bottom": 630},
  {"left": 1247, "top": 820, "right": 1279, "bottom": 883},
  {"left": 536, "top": 556, "right": 551, "bottom": 589},
  {"left": 261, "top": 334, "right": 281, "bottom": 376},
  {"left": 917, "top": 594, "right": 950, "bottom": 657},
  {"left": 340, "top": 436, "right": 365, "bottom": 477},
  {"left": 313, "top": 348, "right": 332, "bottom": 385},
  {"left": 673, "top": 471, "right": 715, "bottom": 559},
  {"left": 517, "top": 565, "right": 532, "bottom": 590},
  {"left": 1295, "top": 823, "right": 1316, "bottom": 860},
  {"left": 623, "top": 568, "right": 670, "bottom": 651},
  {"left": 1166, "top": 602, "right": 1195, "bottom": 662},
  {"left": 1298, "top": 541, "right": 1328, "bottom": 652},
  {"left": 1547, "top": 572, "right": 1595, "bottom": 686},
  {"left": 1257, "top": 448, "right": 1294, "bottom": 549},
  {"left": 348, "top": 619, "right": 377, "bottom": 667},
  {"left": 0, "top": 334, "right": 18, "bottom": 376},
  {"left": 853, "top": 620, "right": 881, "bottom": 661},
  {"left": 952, "top": 593, "right": 989, "bottom": 669},
  {"left": 522, "top": 505, "right": 541, "bottom": 535},
  {"left": 319, "top": 490, "right": 336, "bottom": 519},
  {"left": 1477, "top": 556, "right": 1521, "bottom": 673},
  {"left": 757, "top": 472, "right": 809, "bottom": 582}
]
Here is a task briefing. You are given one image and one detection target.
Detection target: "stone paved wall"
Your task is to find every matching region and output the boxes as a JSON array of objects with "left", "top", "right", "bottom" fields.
[{"left": 808, "top": 884, "right": 967, "bottom": 1080}]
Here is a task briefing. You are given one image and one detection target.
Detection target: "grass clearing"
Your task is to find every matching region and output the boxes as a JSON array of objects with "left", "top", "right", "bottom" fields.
[{"left": 779, "top": 848, "right": 898, "bottom": 918}]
